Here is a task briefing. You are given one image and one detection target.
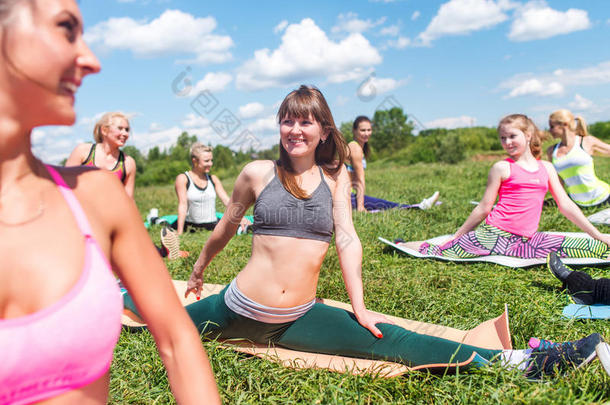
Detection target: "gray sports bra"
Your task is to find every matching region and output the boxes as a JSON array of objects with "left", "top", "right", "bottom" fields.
[{"left": 252, "top": 165, "right": 334, "bottom": 242}]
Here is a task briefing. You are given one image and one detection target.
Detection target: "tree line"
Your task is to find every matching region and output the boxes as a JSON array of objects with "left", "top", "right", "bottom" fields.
[{"left": 115, "top": 107, "right": 610, "bottom": 186}]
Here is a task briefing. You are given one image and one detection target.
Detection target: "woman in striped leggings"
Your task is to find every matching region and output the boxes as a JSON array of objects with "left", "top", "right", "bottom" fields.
[{"left": 401, "top": 114, "right": 610, "bottom": 260}]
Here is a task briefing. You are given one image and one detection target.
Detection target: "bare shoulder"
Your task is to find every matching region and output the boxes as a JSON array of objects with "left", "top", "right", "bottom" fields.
[
  {"left": 210, "top": 174, "right": 223, "bottom": 186},
  {"left": 241, "top": 160, "right": 275, "bottom": 180},
  {"left": 540, "top": 160, "right": 556, "bottom": 172}
]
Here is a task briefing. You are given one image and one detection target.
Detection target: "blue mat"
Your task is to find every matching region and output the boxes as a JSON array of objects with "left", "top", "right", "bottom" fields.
[
  {"left": 145, "top": 213, "right": 253, "bottom": 229},
  {"left": 562, "top": 304, "right": 610, "bottom": 319}
]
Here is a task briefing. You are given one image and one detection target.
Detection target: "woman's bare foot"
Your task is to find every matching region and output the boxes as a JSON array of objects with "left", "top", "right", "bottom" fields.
[{"left": 395, "top": 240, "right": 424, "bottom": 251}]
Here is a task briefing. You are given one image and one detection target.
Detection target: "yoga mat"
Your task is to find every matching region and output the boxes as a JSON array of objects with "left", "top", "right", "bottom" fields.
[
  {"left": 588, "top": 208, "right": 610, "bottom": 226},
  {"left": 144, "top": 213, "right": 254, "bottom": 229},
  {"left": 562, "top": 304, "right": 610, "bottom": 319},
  {"left": 379, "top": 234, "right": 610, "bottom": 268},
  {"left": 122, "top": 280, "right": 512, "bottom": 377}
]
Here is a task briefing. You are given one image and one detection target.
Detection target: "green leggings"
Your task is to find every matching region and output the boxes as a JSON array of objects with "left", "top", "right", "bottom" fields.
[{"left": 179, "top": 287, "right": 501, "bottom": 368}]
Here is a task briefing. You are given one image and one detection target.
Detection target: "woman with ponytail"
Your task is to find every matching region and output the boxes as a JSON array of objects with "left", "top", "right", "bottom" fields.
[
  {"left": 400, "top": 114, "right": 610, "bottom": 259},
  {"left": 547, "top": 109, "right": 610, "bottom": 207}
]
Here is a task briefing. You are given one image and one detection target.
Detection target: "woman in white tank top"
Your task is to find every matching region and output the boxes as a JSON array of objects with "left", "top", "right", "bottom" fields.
[{"left": 174, "top": 143, "right": 251, "bottom": 234}]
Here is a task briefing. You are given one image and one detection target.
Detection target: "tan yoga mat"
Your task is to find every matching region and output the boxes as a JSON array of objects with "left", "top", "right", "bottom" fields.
[{"left": 122, "top": 280, "right": 512, "bottom": 377}]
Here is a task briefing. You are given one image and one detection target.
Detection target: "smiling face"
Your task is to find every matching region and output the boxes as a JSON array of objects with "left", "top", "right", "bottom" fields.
[
  {"left": 102, "top": 117, "right": 130, "bottom": 148},
  {"left": 353, "top": 120, "right": 372, "bottom": 144},
  {"left": 0, "top": 0, "right": 100, "bottom": 127},
  {"left": 498, "top": 124, "right": 530, "bottom": 158},
  {"left": 279, "top": 114, "right": 326, "bottom": 159},
  {"left": 192, "top": 151, "right": 213, "bottom": 173}
]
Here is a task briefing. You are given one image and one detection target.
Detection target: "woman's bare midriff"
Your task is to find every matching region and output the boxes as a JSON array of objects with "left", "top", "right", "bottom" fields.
[{"left": 236, "top": 234, "right": 329, "bottom": 308}]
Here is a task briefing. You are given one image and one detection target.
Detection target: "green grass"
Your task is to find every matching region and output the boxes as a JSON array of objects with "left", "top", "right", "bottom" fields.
[{"left": 114, "top": 155, "right": 610, "bottom": 404}]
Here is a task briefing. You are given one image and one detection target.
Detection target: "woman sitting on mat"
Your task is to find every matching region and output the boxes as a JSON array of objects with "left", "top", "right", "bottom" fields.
[
  {"left": 66, "top": 111, "right": 136, "bottom": 198},
  {"left": 400, "top": 114, "right": 610, "bottom": 259},
  {"left": 547, "top": 109, "right": 610, "bottom": 207},
  {"left": 173, "top": 142, "right": 251, "bottom": 235},
  {"left": 0, "top": 1, "right": 220, "bottom": 403},
  {"left": 347, "top": 115, "right": 439, "bottom": 212},
  {"left": 126, "top": 86, "right": 608, "bottom": 380}
]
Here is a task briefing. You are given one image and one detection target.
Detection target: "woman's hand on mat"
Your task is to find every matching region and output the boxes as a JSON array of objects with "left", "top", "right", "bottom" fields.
[
  {"left": 355, "top": 309, "right": 394, "bottom": 338},
  {"left": 185, "top": 269, "right": 204, "bottom": 299},
  {"left": 600, "top": 234, "right": 610, "bottom": 247}
]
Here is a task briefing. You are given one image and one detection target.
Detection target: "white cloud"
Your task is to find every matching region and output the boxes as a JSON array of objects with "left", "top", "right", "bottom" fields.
[
  {"left": 236, "top": 18, "right": 382, "bottom": 91},
  {"left": 379, "top": 24, "right": 400, "bottom": 36},
  {"left": 182, "top": 113, "right": 210, "bottom": 129},
  {"left": 508, "top": 2, "right": 591, "bottom": 41},
  {"left": 411, "top": 11, "right": 421, "bottom": 21},
  {"left": 78, "top": 112, "right": 105, "bottom": 127},
  {"left": 385, "top": 36, "right": 411, "bottom": 49},
  {"left": 357, "top": 76, "right": 408, "bottom": 99},
  {"left": 192, "top": 72, "right": 233, "bottom": 93},
  {"left": 247, "top": 115, "right": 278, "bottom": 133},
  {"left": 85, "top": 10, "right": 233, "bottom": 64},
  {"left": 500, "top": 60, "right": 610, "bottom": 98},
  {"left": 274, "top": 20, "right": 289, "bottom": 34},
  {"left": 506, "top": 79, "right": 564, "bottom": 97},
  {"left": 332, "top": 12, "right": 386, "bottom": 34},
  {"left": 149, "top": 122, "right": 163, "bottom": 131},
  {"left": 569, "top": 94, "right": 594, "bottom": 111},
  {"left": 335, "top": 95, "right": 350, "bottom": 107},
  {"left": 424, "top": 115, "right": 477, "bottom": 129},
  {"left": 238, "top": 102, "right": 265, "bottom": 119},
  {"left": 417, "top": 0, "right": 514, "bottom": 46}
]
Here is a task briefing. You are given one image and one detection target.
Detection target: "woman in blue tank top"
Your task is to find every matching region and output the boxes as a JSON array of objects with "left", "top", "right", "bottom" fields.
[{"left": 156, "top": 86, "right": 607, "bottom": 379}]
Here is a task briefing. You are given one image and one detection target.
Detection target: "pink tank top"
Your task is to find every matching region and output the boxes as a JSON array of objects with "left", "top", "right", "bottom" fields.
[
  {"left": 0, "top": 165, "right": 123, "bottom": 405},
  {"left": 486, "top": 159, "right": 549, "bottom": 238}
]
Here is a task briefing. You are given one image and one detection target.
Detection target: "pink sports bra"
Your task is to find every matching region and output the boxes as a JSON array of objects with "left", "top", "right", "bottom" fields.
[{"left": 0, "top": 165, "right": 123, "bottom": 405}]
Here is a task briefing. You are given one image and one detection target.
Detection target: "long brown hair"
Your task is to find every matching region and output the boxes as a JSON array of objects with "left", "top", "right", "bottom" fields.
[
  {"left": 277, "top": 85, "right": 347, "bottom": 199},
  {"left": 352, "top": 115, "right": 371, "bottom": 158},
  {"left": 498, "top": 114, "right": 547, "bottom": 159}
]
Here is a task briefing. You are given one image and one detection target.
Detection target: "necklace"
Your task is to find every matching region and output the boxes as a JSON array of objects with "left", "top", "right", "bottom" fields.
[{"left": 0, "top": 161, "right": 46, "bottom": 227}]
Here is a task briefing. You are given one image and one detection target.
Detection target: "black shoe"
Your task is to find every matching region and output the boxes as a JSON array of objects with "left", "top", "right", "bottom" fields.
[
  {"left": 525, "top": 333, "right": 602, "bottom": 380},
  {"left": 547, "top": 252, "right": 572, "bottom": 283},
  {"left": 393, "top": 238, "right": 405, "bottom": 244}
]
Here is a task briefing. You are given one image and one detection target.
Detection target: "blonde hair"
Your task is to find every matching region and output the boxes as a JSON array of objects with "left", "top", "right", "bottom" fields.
[
  {"left": 498, "top": 114, "right": 547, "bottom": 159},
  {"left": 93, "top": 112, "right": 130, "bottom": 143},
  {"left": 549, "top": 109, "right": 589, "bottom": 137},
  {"left": 189, "top": 142, "right": 213, "bottom": 163}
]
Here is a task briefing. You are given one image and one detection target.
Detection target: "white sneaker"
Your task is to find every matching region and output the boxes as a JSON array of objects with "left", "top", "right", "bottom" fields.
[
  {"left": 146, "top": 208, "right": 159, "bottom": 224},
  {"left": 597, "top": 342, "right": 610, "bottom": 376},
  {"left": 419, "top": 191, "right": 440, "bottom": 210}
]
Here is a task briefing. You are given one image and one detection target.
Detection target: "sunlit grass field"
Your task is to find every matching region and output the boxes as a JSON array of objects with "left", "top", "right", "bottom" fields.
[{"left": 112, "top": 154, "right": 610, "bottom": 404}]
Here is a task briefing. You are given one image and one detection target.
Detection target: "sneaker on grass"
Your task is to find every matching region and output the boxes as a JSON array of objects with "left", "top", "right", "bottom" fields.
[
  {"left": 525, "top": 333, "right": 602, "bottom": 380},
  {"left": 419, "top": 191, "right": 440, "bottom": 210}
]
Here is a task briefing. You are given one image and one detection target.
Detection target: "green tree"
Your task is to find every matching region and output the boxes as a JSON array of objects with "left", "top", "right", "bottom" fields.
[
  {"left": 371, "top": 107, "right": 414, "bottom": 155},
  {"left": 123, "top": 145, "right": 145, "bottom": 174},
  {"left": 213, "top": 144, "right": 234, "bottom": 170}
]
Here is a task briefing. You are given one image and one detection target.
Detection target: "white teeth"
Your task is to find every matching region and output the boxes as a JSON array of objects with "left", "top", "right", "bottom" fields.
[{"left": 61, "top": 82, "right": 77, "bottom": 94}]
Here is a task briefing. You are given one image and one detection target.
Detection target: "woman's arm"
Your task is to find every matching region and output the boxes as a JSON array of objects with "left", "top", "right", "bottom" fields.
[
  {"left": 174, "top": 173, "right": 189, "bottom": 235},
  {"left": 185, "top": 163, "right": 258, "bottom": 298},
  {"left": 544, "top": 161, "right": 610, "bottom": 245},
  {"left": 332, "top": 166, "right": 392, "bottom": 337},
  {"left": 211, "top": 174, "right": 251, "bottom": 231},
  {"left": 123, "top": 155, "right": 136, "bottom": 199},
  {"left": 211, "top": 175, "right": 230, "bottom": 207},
  {"left": 65, "top": 143, "right": 91, "bottom": 166},
  {"left": 348, "top": 142, "right": 366, "bottom": 212},
  {"left": 583, "top": 136, "right": 610, "bottom": 157},
  {"left": 452, "top": 162, "right": 505, "bottom": 239},
  {"left": 86, "top": 171, "right": 220, "bottom": 404},
  {"left": 546, "top": 144, "right": 555, "bottom": 162}
]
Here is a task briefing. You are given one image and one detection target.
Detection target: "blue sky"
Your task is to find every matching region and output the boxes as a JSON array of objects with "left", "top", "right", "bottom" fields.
[{"left": 32, "top": 0, "right": 610, "bottom": 163}]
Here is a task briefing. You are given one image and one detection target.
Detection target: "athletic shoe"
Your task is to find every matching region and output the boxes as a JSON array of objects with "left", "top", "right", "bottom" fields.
[
  {"left": 419, "top": 191, "right": 440, "bottom": 210},
  {"left": 528, "top": 337, "right": 559, "bottom": 350},
  {"left": 596, "top": 342, "right": 610, "bottom": 377},
  {"left": 525, "top": 333, "right": 602, "bottom": 380},
  {"left": 160, "top": 224, "right": 181, "bottom": 260},
  {"left": 146, "top": 208, "right": 159, "bottom": 224},
  {"left": 547, "top": 252, "right": 572, "bottom": 283}
]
